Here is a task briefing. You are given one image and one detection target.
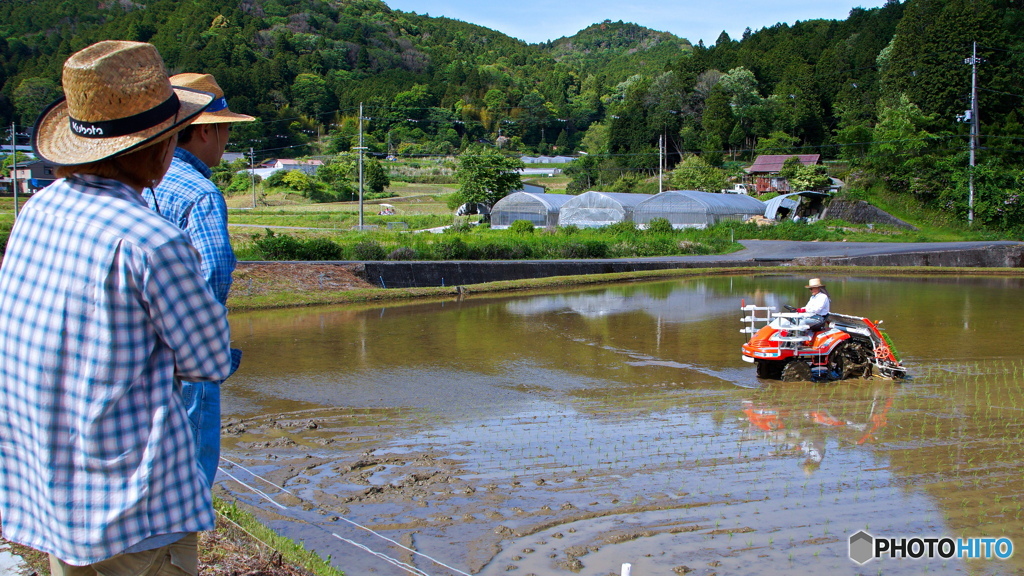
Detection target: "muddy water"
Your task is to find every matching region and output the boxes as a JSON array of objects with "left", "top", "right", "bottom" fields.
[{"left": 220, "top": 274, "right": 1024, "bottom": 576}]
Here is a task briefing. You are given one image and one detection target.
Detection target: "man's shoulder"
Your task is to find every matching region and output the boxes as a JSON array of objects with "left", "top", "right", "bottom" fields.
[
  {"left": 159, "top": 157, "right": 221, "bottom": 198},
  {"left": 24, "top": 180, "right": 192, "bottom": 252}
]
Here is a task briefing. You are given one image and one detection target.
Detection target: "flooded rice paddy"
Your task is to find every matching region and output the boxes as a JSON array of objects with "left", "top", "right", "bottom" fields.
[{"left": 220, "top": 274, "right": 1024, "bottom": 576}]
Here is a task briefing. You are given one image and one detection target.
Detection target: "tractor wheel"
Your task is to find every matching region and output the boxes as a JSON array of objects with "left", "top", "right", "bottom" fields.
[
  {"left": 780, "top": 360, "right": 813, "bottom": 382},
  {"left": 830, "top": 341, "right": 872, "bottom": 380},
  {"left": 755, "top": 360, "right": 784, "bottom": 379}
]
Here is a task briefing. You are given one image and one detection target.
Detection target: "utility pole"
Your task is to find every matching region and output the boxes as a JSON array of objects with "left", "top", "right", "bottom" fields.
[
  {"left": 10, "top": 123, "right": 18, "bottom": 218},
  {"left": 249, "top": 147, "right": 256, "bottom": 209},
  {"left": 658, "top": 134, "right": 664, "bottom": 194},
  {"left": 965, "top": 41, "right": 982, "bottom": 225},
  {"left": 356, "top": 102, "right": 366, "bottom": 229}
]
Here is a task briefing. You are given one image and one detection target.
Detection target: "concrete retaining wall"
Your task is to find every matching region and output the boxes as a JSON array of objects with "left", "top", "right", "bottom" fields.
[
  {"left": 357, "top": 259, "right": 771, "bottom": 289},
  {"left": 793, "top": 245, "right": 1024, "bottom": 268},
  {"left": 333, "top": 245, "right": 1024, "bottom": 289}
]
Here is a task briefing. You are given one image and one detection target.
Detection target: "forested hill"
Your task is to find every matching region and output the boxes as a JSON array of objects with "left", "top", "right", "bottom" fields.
[
  {"left": 546, "top": 20, "right": 693, "bottom": 82},
  {"left": 2, "top": 0, "right": 1023, "bottom": 231}
]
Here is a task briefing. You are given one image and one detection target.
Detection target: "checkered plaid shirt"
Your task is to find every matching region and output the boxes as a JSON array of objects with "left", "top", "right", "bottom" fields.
[
  {"left": 147, "top": 148, "right": 236, "bottom": 303},
  {"left": 0, "top": 175, "right": 231, "bottom": 565}
]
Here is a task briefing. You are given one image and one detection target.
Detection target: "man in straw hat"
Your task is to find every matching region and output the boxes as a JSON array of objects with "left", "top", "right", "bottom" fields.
[
  {"left": 798, "top": 277, "right": 831, "bottom": 331},
  {"left": 0, "top": 40, "right": 231, "bottom": 574},
  {"left": 146, "top": 72, "right": 254, "bottom": 490}
]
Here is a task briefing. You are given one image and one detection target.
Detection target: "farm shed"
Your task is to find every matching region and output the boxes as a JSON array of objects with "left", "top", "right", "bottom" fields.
[
  {"left": 557, "top": 191, "right": 648, "bottom": 228},
  {"left": 764, "top": 191, "right": 830, "bottom": 222},
  {"left": 634, "top": 190, "right": 767, "bottom": 229},
  {"left": 490, "top": 192, "right": 573, "bottom": 229}
]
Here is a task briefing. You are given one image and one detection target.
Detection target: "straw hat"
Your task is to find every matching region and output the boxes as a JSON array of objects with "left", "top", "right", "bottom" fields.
[
  {"left": 170, "top": 73, "right": 255, "bottom": 124},
  {"left": 805, "top": 278, "right": 825, "bottom": 289},
  {"left": 33, "top": 41, "right": 214, "bottom": 166}
]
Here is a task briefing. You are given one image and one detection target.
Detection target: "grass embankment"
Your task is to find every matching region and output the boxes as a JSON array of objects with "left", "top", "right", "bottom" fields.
[
  {"left": 226, "top": 265, "right": 1024, "bottom": 311},
  {"left": 3, "top": 497, "right": 342, "bottom": 576}
]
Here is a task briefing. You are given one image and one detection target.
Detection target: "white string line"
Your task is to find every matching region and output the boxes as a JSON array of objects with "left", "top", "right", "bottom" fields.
[
  {"left": 333, "top": 516, "right": 472, "bottom": 576},
  {"left": 331, "top": 534, "right": 432, "bottom": 576},
  {"left": 219, "top": 456, "right": 472, "bottom": 576},
  {"left": 217, "top": 457, "right": 295, "bottom": 495},
  {"left": 217, "top": 459, "right": 426, "bottom": 575},
  {"left": 216, "top": 466, "right": 288, "bottom": 511}
]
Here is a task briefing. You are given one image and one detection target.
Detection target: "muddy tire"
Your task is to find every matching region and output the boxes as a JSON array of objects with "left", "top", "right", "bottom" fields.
[
  {"left": 755, "top": 360, "right": 784, "bottom": 379},
  {"left": 780, "top": 360, "right": 813, "bottom": 382},
  {"left": 830, "top": 341, "right": 872, "bottom": 380}
]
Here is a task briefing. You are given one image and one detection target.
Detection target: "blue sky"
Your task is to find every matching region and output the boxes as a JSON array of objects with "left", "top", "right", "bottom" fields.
[{"left": 383, "top": 0, "right": 890, "bottom": 46}]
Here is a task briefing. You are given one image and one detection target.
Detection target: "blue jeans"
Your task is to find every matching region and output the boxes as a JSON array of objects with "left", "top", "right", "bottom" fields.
[{"left": 180, "top": 380, "right": 221, "bottom": 488}]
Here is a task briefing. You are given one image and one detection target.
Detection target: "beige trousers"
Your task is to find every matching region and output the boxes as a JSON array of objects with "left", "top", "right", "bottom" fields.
[{"left": 48, "top": 533, "right": 198, "bottom": 576}]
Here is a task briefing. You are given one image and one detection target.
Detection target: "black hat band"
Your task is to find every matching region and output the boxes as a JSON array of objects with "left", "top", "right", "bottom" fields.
[{"left": 68, "top": 93, "right": 181, "bottom": 139}]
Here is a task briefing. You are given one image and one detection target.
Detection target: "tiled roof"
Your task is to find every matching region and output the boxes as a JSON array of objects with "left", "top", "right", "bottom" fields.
[{"left": 747, "top": 154, "right": 821, "bottom": 174}]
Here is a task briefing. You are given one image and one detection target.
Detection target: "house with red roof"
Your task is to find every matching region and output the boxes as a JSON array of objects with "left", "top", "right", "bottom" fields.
[{"left": 746, "top": 154, "right": 821, "bottom": 194}]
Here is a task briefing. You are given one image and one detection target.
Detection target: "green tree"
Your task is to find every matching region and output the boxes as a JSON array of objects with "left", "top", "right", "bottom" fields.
[
  {"left": 869, "top": 93, "right": 935, "bottom": 175},
  {"left": 454, "top": 146, "right": 524, "bottom": 207},
  {"left": 580, "top": 122, "right": 610, "bottom": 155},
  {"left": 755, "top": 131, "right": 800, "bottom": 156},
  {"left": 1, "top": 151, "right": 31, "bottom": 177},
  {"left": 668, "top": 154, "right": 728, "bottom": 192},
  {"left": 701, "top": 85, "right": 735, "bottom": 154},
  {"left": 364, "top": 158, "right": 390, "bottom": 194},
  {"left": 719, "top": 67, "right": 764, "bottom": 149},
  {"left": 779, "top": 157, "right": 830, "bottom": 191},
  {"left": 290, "top": 73, "right": 330, "bottom": 118},
  {"left": 13, "top": 78, "right": 60, "bottom": 125}
]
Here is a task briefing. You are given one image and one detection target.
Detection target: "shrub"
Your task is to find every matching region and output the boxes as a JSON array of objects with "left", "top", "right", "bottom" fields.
[
  {"left": 387, "top": 246, "right": 417, "bottom": 260},
  {"left": 558, "top": 240, "right": 608, "bottom": 259},
  {"left": 301, "top": 237, "right": 343, "bottom": 260},
  {"left": 645, "top": 218, "right": 675, "bottom": 234},
  {"left": 632, "top": 237, "right": 677, "bottom": 256},
  {"left": 433, "top": 237, "right": 469, "bottom": 260},
  {"left": 508, "top": 243, "right": 534, "bottom": 259},
  {"left": 557, "top": 225, "right": 580, "bottom": 236},
  {"left": 605, "top": 221, "right": 638, "bottom": 236},
  {"left": 0, "top": 222, "right": 10, "bottom": 255},
  {"left": 263, "top": 170, "right": 287, "bottom": 188},
  {"left": 478, "top": 241, "right": 534, "bottom": 260},
  {"left": 509, "top": 220, "right": 535, "bottom": 235},
  {"left": 225, "top": 172, "right": 259, "bottom": 195},
  {"left": 251, "top": 230, "right": 304, "bottom": 260},
  {"left": 446, "top": 221, "right": 474, "bottom": 234},
  {"left": 351, "top": 240, "right": 387, "bottom": 261}
]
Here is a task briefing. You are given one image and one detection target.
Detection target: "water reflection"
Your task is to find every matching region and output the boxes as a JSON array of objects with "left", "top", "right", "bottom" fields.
[
  {"left": 740, "top": 387, "right": 894, "bottom": 473},
  {"left": 222, "top": 274, "right": 1024, "bottom": 576}
]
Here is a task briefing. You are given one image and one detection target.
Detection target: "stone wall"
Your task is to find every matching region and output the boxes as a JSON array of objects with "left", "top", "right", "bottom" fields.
[{"left": 821, "top": 199, "right": 917, "bottom": 230}]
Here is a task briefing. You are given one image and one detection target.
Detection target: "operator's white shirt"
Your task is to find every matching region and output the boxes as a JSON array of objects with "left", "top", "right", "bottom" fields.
[{"left": 805, "top": 292, "right": 830, "bottom": 316}]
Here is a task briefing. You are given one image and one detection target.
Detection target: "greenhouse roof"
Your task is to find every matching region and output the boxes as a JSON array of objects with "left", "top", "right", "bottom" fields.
[
  {"left": 568, "top": 191, "right": 650, "bottom": 208},
  {"left": 498, "top": 192, "right": 574, "bottom": 211},
  {"left": 638, "top": 190, "right": 766, "bottom": 215}
]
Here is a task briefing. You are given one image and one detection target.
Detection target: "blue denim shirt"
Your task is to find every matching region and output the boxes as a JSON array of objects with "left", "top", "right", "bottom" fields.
[{"left": 148, "top": 149, "right": 241, "bottom": 487}]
